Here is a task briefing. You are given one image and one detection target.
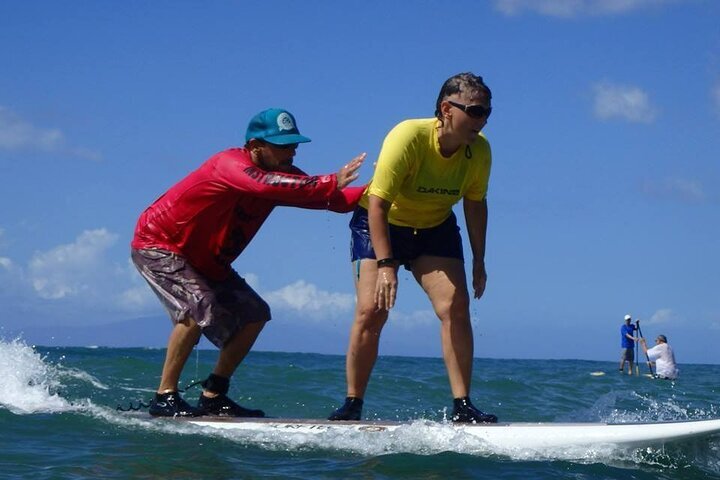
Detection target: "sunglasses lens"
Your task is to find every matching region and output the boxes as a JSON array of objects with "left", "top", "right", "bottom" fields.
[{"left": 468, "top": 106, "right": 491, "bottom": 118}]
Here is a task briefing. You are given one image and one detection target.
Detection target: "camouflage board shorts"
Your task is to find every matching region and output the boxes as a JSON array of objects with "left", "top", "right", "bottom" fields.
[
  {"left": 131, "top": 248, "right": 271, "bottom": 348},
  {"left": 621, "top": 348, "right": 635, "bottom": 362}
]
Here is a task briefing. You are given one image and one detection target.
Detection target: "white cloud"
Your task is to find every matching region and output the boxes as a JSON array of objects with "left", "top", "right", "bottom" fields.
[
  {"left": 494, "top": 0, "right": 675, "bottom": 18},
  {"left": 242, "top": 273, "right": 261, "bottom": 290},
  {"left": 640, "top": 308, "right": 676, "bottom": 326},
  {"left": 0, "top": 234, "right": 454, "bottom": 333},
  {"left": 1, "top": 231, "right": 359, "bottom": 324},
  {"left": 388, "top": 309, "right": 437, "bottom": 329},
  {"left": 0, "top": 106, "right": 63, "bottom": 151},
  {"left": 0, "top": 257, "right": 12, "bottom": 270},
  {"left": 0, "top": 256, "right": 19, "bottom": 292},
  {"left": 115, "top": 258, "right": 157, "bottom": 312},
  {"left": 0, "top": 106, "right": 101, "bottom": 160},
  {"left": 0, "top": 228, "right": 164, "bottom": 323},
  {"left": 262, "top": 278, "right": 439, "bottom": 328},
  {"left": 265, "top": 280, "right": 355, "bottom": 319},
  {"left": 642, "top": 177, "right": 708, "bottom": 203},
  {"left": 592, "top": 82, "right": 658, "bottom": 123},
  {"left": 28, "top": 229, "right": 118, "bottom": 299},
  {"left": 117, "top": 285, "right": 155, "bottom": 311}
]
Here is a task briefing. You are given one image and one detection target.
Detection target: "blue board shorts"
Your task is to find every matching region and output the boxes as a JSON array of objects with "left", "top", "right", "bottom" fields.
[
  {"left": 349, "top": 206, "right": 464, "bottom": 271},
  {"left": 131, "top": 248, "right": 271, "bottom": 348}
]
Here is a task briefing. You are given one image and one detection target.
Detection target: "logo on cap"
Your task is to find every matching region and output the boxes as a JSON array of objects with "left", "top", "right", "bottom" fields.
[{"left": 277, "top": 112, "right": 295, "bottom": 132}]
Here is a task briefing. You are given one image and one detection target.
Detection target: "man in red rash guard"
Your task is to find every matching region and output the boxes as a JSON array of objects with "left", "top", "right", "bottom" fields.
[{"left": 131, "top": 108, "right": 365, "bottom": 417}]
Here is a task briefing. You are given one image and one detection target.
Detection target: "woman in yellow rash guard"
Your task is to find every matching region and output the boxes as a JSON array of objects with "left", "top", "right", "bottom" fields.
[{"left": 329, "top": 73, "right": 497, "bottom": 423}]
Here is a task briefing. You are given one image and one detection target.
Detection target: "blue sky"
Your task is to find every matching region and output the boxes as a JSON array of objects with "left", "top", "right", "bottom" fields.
[{"left": 1, "top": 0, "right": 718, "bottom": 364}]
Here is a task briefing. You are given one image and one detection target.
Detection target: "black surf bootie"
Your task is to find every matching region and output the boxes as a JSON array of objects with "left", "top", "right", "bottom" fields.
[
  {"left": 197, "top": 393, "right": 265, "bottom": 417},
  {"left": 328, "top": 397, "right": 363, "bottom": 421},
  {"left": 196, "top": 373, "right": 265, "bottom": 417},
  {"left": 451, "top": 397, "right": 498, "bottom": 424},
  {"left": 149, "top": 391, "right": 202, "bottom": 417}
]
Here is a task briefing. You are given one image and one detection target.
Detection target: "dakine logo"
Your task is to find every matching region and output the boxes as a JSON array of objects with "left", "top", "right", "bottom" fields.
[
  {"left": 417, "top": 186, "right": 460, "bottom": 195},
  {"left": 277, "top": 112, "right": 295, "bottom": 131}
]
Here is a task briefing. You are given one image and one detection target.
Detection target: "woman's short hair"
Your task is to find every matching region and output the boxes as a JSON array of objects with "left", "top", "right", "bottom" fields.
[{"left": 434, "top": 72, "right": 492, "bottom": 120}]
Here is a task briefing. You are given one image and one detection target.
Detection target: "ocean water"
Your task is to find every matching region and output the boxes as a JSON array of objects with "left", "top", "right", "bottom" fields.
[{"left": 1, "top": 338, "right": 719, "bottom": 479}]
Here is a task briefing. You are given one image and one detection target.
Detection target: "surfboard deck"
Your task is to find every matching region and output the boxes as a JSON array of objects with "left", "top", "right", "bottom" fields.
[{"left": 172, "top": 416, "right": 720, "bottom": 450}]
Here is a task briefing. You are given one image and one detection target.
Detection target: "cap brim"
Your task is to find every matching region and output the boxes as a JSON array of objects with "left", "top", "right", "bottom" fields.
[{"left": 264, "top": 134, "right": 311, "bottom": 145}]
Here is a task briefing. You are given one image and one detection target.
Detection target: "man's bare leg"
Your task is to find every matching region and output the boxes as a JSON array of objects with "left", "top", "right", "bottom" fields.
[
  {"left": 202, "top": 321, "right": 266, "bottom": 398},
  {"left": 157, "top": 318, "right": 201, "bottom": 393}
]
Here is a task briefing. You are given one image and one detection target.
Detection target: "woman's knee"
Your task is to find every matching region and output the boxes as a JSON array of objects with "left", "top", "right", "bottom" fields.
[
  {"left": 353, "top": 305, "right": 388, "bottom": 334},
  {"left": 434, "top": 294, "right": 470, "bottom": 322}
]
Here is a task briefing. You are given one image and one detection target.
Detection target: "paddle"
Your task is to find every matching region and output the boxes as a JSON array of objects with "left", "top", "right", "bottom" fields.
[
  {"left": 634, "top": 324, "right": 640, "bottom": 376},
  {"left": 635, "top": 320, "right": 655, "bottom": 377}
]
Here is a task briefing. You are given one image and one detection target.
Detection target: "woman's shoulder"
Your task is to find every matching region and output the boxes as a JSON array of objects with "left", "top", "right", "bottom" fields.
[
  {"left": 474, "top": 132, "right": 491, "bottom": 149},
  {"left": 383, "top": 118, "right": 436, "bottom": 149},
  {"left": 389, "top": 118, "right": 436, "bottom": 136}
]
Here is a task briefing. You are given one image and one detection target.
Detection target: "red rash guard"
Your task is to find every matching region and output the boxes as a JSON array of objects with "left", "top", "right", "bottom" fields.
[{"left": 132, "top": 148, "right": 363, "bottom": 281}]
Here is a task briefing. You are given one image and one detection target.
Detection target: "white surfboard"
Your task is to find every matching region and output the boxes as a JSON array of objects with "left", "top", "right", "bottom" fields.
[{"left": 180, "top": 416, "right": 720, "bottom": 450}]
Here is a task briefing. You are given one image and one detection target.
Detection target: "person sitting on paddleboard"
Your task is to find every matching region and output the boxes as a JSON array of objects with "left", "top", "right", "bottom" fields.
[
  {"left": 619, "top": 314, "right": 638, "bottom": 375},
  {"left": 328, "top": 72, "right": 498, "bottom": 424},
  {"left": 640, "top": 334, "right": 679, "bottom": 380},
  {"left": 131, "top": 108, "right": 366, "bottom": 417}
]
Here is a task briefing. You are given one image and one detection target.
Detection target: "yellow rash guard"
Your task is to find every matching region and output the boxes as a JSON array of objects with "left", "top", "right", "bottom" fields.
[{"left": 359, "top": 118, "right": 491, "bottom": 228}]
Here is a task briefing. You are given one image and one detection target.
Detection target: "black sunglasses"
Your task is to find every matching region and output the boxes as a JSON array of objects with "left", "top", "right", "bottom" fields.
[
  {"left": 447, "top": 100, "right": 492, "bottom": 119},
  {"left": 262, "top": 140, "right": 299, "bottom": 150}
]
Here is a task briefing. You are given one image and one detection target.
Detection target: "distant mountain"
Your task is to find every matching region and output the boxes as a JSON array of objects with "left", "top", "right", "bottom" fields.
[
  {"left": 4, "top": 315, "right": 365, "bottom": 355},
  {"left": 6, "top": 315, "right": 172, "bottom": 348},
  {"left": 5, "top": 314, "right": 442, "bottom": 357}
]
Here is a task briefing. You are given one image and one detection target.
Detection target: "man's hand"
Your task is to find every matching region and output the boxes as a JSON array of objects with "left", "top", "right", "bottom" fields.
[{"left": 336, "top": 153, "right": 366, "bottom": 189}]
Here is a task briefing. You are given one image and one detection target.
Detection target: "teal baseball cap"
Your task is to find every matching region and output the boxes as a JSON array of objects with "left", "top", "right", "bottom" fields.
[{"left": 245, "top": 108, "right": 311, "bottom": 145}]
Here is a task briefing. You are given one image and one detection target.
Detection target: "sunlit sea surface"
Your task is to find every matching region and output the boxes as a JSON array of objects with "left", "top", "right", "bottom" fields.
[{"left": 2, "top": 338, "right": 719, "bottom": 479}]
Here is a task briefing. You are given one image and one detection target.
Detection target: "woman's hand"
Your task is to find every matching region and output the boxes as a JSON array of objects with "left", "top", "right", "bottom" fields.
[
  {"left": 472, "top": 258, "right": 487, "bottom": 299},
  {"left": 374, "top": 265, "right": 398, "bottom": 311}
]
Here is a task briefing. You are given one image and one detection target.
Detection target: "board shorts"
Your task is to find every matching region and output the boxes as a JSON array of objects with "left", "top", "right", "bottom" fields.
[
  {"left": 349, "top": 206, "right": 464, "bottom": 271},
  {"left": 131, "top": 248, "right": 270, "bottom": 348},
  {"left": 620, "top": 348, "right": 635, "bottom": 362}
]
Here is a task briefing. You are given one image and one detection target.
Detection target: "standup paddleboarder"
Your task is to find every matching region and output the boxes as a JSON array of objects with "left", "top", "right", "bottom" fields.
[
  {"left": 132, "top": 108, "right": 365, "bottom": 417},
  {"left": 619, "top": 314, "right": 638, "bottom": 375},
  {"left": 328, "top": 73, "right": 497, "bottom": 424}
]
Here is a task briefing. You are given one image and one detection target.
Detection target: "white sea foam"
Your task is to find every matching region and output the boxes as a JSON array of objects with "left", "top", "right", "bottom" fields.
[
  {"left": 47, "top": 401, "right": 714, "bottom": 470},
  {"left": 0, "top": 338, "right": 74, "bottom": 414},
  {"left": 184, "top": 419, "right": 637, "bottom": 462},
  {"left": 60, "top": 367, "right": 110, "bottom": 390}
]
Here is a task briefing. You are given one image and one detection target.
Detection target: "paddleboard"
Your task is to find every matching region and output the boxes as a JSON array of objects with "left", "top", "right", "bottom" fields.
[{"left": 176, "top": 416, "right": 720, "bottom": 450}]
